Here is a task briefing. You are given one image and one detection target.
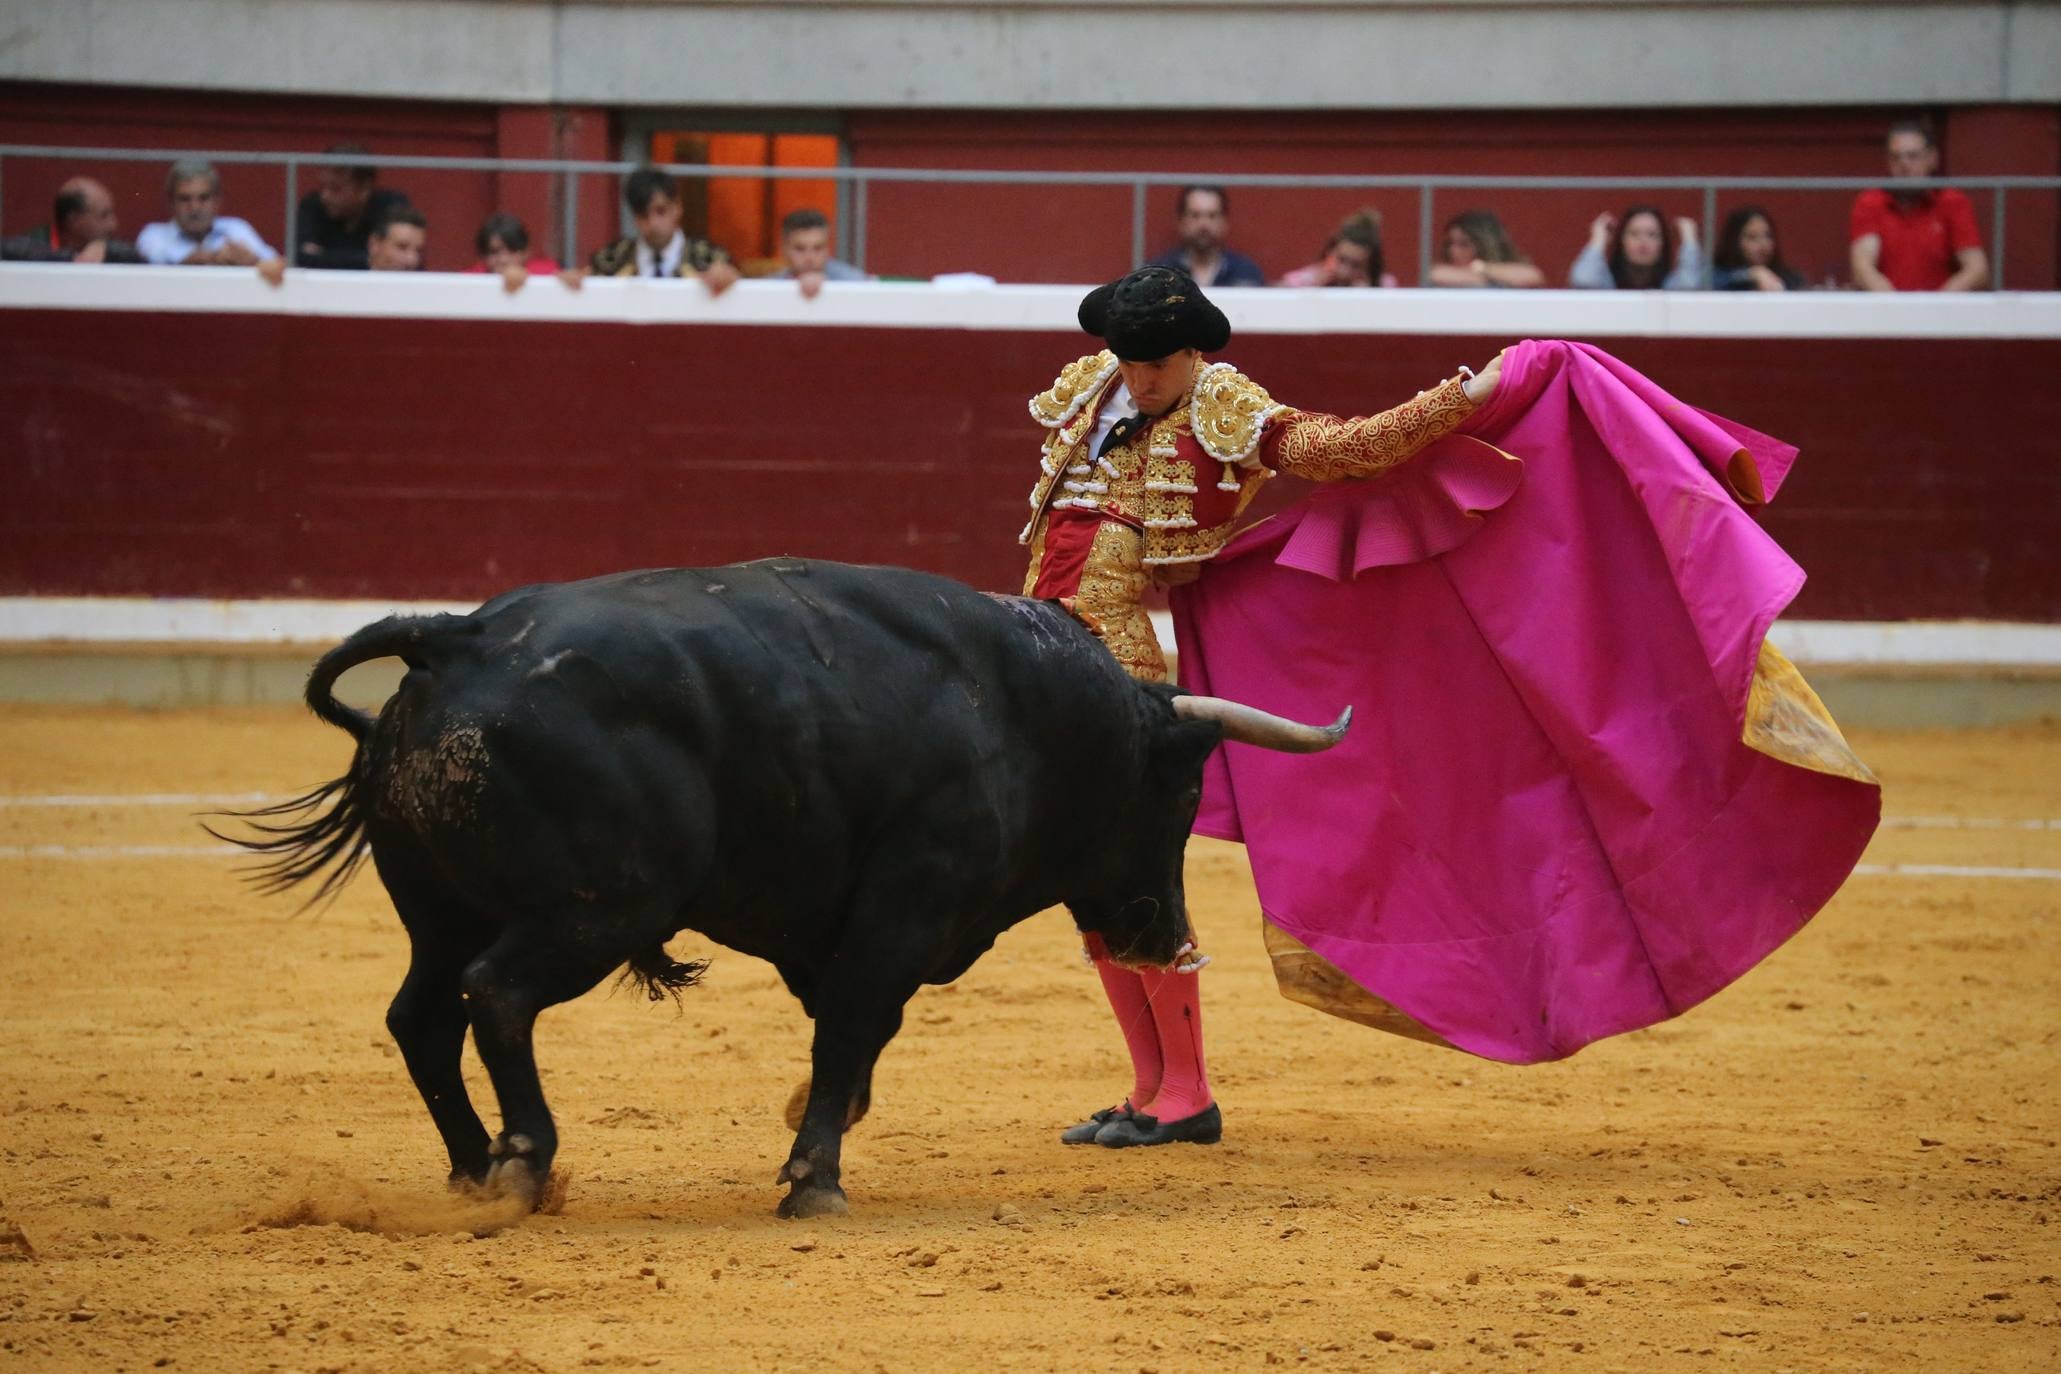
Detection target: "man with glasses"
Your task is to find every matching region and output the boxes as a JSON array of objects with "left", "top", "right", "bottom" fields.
[{"left": 1849, "top": 119, "right": 1989, "bottom": 292}]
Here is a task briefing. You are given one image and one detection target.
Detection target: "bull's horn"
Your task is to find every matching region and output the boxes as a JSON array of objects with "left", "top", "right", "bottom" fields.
[{"left": 1172, "top": 696, "right": 1352, "bottom": 753}]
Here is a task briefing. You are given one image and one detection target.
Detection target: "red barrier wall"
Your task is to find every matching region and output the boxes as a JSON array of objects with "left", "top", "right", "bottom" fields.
[{"left": 2, "top": 309, "right": 2054, "bottom": 620}]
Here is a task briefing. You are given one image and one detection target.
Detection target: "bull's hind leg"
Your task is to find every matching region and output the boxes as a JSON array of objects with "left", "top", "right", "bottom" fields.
[
  {"left": 387, "top": 940, "right": 493, "bottom": 1184},
  {"left": 375, "top": 843, "right": 496, "bottom": 1185},
  {"left": 460, "top": 922, "right": 639, "bottom": 1208}
]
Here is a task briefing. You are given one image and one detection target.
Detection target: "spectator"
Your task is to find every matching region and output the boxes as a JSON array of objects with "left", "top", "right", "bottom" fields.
[
  {"left": 1849, "top": 119, "right": 1988, "bottom": 292},
  {"left": 1712, "top": 206, "right": 1803, "bottom": 292},
  {"left": 1277, "top": 209, "right": 1397, "bottom": 288},
  {"left": 0, "top": 177, "right": 143, "bottom": 263},
  {"left": 586, "top": 167, "right": 738, "bottom": 294},
  {"left": 367, "top": 207, "right": 428, "bottom": 272},
  {"left": 295, "top": 144, "right": 410, "bottom": 270},
  {"left": 1428, "top": 210, "right": 1544, "bottom": 288},
  {"left": 1145, "top": 185, "right": 1265, "bottom": 288},
  {"left": 466, "top": 212, "right": 565, "bottom": 293},
  {"left": 138, "top": 161, "right": 284, "bottom": 281},
  {"left": 770, "top": 208, "right": 870, "bottom": 299},
  {"left": 1570, "top": 205, "right": 1703, "bottom": 290}
]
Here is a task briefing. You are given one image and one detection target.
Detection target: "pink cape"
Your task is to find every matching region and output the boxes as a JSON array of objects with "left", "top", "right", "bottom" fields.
[{"left": 1169, "top": 339, "right": 1880, "bottom": 1064}]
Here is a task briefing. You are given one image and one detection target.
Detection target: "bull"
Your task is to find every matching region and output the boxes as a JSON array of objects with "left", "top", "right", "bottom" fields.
[{"left": 223, "top": 559, "right": 1347, "bottom": 1218}]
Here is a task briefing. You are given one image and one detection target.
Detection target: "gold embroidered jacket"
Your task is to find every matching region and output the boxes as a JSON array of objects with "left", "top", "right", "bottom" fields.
[
  {"left": 589, "top": 234, "right": 729, "bottom": 279},
  {"left": 1021, "top": 351, "right": 1479, "bottom": 568}
]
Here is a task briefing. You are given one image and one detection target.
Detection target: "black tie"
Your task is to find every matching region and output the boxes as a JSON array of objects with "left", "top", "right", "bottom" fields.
[{"left": 1098, "top": 413, "right": 1147, "bottom": 459}]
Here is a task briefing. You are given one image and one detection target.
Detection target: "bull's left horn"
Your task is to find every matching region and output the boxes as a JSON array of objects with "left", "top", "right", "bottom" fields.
[{"left": 1172, "top": 697, "right": 1352, "bottom": 753}]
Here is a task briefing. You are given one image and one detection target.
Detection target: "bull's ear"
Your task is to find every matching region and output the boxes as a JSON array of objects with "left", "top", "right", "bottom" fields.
[{"left": 1151, "top": 718, "right": 1222, "bottom": 787}]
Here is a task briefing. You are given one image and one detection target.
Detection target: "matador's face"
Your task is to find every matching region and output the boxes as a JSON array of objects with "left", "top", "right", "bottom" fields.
[{"left": 1117, "top": 349, "right": 1201, "bottom": 419}]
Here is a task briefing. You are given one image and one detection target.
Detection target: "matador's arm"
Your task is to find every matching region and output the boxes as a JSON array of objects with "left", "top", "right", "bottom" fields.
[{"left": 1263, "top": 373, "right": 1479, "bottom": 482}]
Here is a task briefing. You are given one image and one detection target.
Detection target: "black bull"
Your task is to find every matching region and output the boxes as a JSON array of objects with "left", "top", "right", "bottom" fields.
[{"left": 222, "top": 560, "right": 1347, "bottom": 1217}]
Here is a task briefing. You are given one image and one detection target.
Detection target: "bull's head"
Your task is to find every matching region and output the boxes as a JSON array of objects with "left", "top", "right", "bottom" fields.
[{"left": 1083, "top": 691, "right": 1351, "bottom": 970}]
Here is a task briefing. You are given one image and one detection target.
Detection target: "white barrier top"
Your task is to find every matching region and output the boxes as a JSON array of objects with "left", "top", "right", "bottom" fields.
[{"left": 6, "top": 264, "right": 2061, "bottom": 339}]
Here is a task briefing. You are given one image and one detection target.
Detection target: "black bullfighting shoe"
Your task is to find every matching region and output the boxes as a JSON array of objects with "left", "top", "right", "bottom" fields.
[
  {"left": 1095, "top": 1102, "right": 1223, "bottom": 1148},
  {"left": 1061, "top": 1102, "right": 1135, "bottom": 1145}
]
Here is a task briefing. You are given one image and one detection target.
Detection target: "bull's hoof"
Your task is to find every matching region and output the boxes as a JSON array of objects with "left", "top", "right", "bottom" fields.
[
  {"left": 778, "top": 1184, "right": 849, "bottom": 1220},
  {"left": 484, "top": 1156, "right": 542, "bottom": 1206}
]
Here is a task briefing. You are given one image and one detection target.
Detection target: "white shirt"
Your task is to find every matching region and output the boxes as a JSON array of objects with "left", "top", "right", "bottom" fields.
[
  {"left": 136, "top": 216, "right": 278, "bottom": 265},
  {"left": 1088, "top": 383, "right": 1135, "bottom": 458},
  {"left": 634, "top": 231, "right": 686, "bottom": 278}
]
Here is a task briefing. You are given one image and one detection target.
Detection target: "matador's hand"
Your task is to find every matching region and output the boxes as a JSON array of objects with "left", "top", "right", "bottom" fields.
[{"left": 1462, "top": 350, "right": 1505, "bottom": 405}]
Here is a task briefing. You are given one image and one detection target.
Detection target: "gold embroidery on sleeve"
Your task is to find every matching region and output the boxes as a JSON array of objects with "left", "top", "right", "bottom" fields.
[{"left": 1272, "top": 374, "right": 1478, "bottom": 482}]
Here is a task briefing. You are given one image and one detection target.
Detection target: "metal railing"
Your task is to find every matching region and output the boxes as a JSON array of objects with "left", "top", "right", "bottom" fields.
[{"left": 6, "top": 143, "right": 2058, "bottom": 288}]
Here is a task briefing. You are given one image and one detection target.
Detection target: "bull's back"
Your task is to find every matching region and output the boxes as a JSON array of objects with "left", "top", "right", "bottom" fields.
[
  {"left": 484, "top": 561, "right": 1121, "bottom": 729},
  {"left": 370, "top": 560, "right": 1134, "bottom": 927}
]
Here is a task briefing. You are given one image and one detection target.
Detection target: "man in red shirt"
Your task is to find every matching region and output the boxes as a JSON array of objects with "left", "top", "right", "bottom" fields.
[{"left": 1849, "top": 120, "right": 1988, "bottom": 292}]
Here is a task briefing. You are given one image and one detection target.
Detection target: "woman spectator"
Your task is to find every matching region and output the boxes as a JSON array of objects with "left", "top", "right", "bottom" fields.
[
  {"left": 467, "top": 213, "right": 561, "bottom": 292},
  {"left": 1570, "top": 204, "right": 1704, "bottom": 290},
  {"left": 1277, "top": 209, "right": 1398, "bottom": 288},
  {"left": 1711, "top": 205, "right": 1804, "bottom": 292},
  {"left": 1428, "top": 209, "right": 1545, "bottom": 288}
]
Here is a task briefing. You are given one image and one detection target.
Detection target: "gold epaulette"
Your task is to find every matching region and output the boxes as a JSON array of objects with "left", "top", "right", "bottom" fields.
[
  {"left": 1188, "top": 363, "right": 1288, "bottom": 464},
  {"left": 1029, "top": 350, "right": 1119, "bottom": 428}
]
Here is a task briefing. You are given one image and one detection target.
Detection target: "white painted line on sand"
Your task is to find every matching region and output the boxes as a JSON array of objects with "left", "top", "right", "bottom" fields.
[
  {"left": 1878, "top": 816, "right": 2060, "bottom": 831},
  {"left": 0, "top": 791, "right": 287, "bottom": 809},
  {"left": 1851, "top": 863, "right": 2061, "bottom": 881},
  {"left": 0, "top": 844, "right": 243, "bottom": 859}
]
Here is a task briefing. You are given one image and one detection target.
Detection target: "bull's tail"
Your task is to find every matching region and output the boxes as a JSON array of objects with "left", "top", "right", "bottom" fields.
[
  {"left": 303, "top": 612, "right": 482, "bottom": 743},
  {"left": 618, "top": 947, "right": 712, "bottom": 1005},
  {"left": 206, "top": 613, "right": 481, "bottom": 907}
]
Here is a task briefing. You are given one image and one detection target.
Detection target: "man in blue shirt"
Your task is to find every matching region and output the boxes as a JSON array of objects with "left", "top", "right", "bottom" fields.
[
  {"left": 770, "top": 207, "right": 870, "bottom": 299},
  {"left": 1145, "top": 184, "right": 1265, "bottom": 288},
  {"left": 138, "top": 161, "right": 282, "bottom": 271}
]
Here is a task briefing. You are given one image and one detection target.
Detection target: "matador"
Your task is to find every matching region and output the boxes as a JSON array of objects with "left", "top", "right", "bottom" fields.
[{"left": 1021, "top": 266, "right": 1504, "bottom": 1148}]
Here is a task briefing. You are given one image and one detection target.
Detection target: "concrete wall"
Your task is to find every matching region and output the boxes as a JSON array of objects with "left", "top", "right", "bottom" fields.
[{"left": 4, "top": 0, "right": 2060, "bottom": 110}]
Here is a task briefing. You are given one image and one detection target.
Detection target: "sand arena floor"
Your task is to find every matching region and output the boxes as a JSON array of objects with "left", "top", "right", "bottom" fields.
[{"left": 0, "top": 706, "right": 2056, "bottom": 1373}]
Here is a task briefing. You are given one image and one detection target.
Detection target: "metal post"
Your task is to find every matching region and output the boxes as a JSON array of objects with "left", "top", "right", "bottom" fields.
[
  {"left": 1992, "top": 186, "right": 2007, "bottom": 291},
  {"left": 1131, "top": 181, "right": 1146, "bottom": 268},
  {"left": 284, "top": 156, "right": 297, "bottom": 261},
  {"left": 561, "top": 170, "right": 580, "bottom": 270},
  {"left": 1418, "top": 183, "right": 1434, "bottom": 287},
  {"left": 834, "top": 164, "right": 852, "bottom": 262},
  {"left": 852, "top": 178, "right": 868, "bottom": 273},
  {"left": 1701, "top": 183, "right": 1717, "bottom": 287}
]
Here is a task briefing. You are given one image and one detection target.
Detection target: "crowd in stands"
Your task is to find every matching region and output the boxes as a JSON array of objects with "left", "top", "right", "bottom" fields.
[{"left": 0, "top": 120, "right": 1997, "bottom": 294}]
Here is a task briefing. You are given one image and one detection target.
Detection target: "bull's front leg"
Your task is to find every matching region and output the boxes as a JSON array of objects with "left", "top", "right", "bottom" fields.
[
  {"left": 777, "top": 904, "right": 945, "bottom": 1218},
  {"left": 779, "top": 995, "right": 907, "bottom": 1218}
]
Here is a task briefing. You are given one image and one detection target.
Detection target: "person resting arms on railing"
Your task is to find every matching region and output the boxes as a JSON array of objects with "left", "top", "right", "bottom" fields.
[
  {"left": 572, "top": 167, "right": 738, "bottom": 296},
  {"left": 1, "top": 177, "right": 144, "bottom": 265},
  {"left": 1427, "top": 209, "right": 1545, "bottom": 288},
  {"left": 1711, "top": 206, "right": 1803, "bottom": 292},
  {"left": 466, "top": 212, "right": 586, "bottom": 293},
  {"left": 1276, "top": 209, "right": 1398, "bottom": 288},
  {"left": 769, "top": 207, "right": 872, "bottom": 299}
]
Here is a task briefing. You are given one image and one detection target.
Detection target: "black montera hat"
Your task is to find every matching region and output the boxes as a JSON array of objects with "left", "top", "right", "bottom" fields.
[{"left": 1077, "top": 266, "right": 1232, "bottom": 361}]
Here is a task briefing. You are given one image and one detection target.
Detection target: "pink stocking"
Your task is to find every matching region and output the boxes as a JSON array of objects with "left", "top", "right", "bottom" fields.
[
  {"left": 1083, "top": 933, "right": 1162, "bottom": 1109},
  {"left": 1136, "top": 966, "right": 1212, "bottom": 1121}
]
